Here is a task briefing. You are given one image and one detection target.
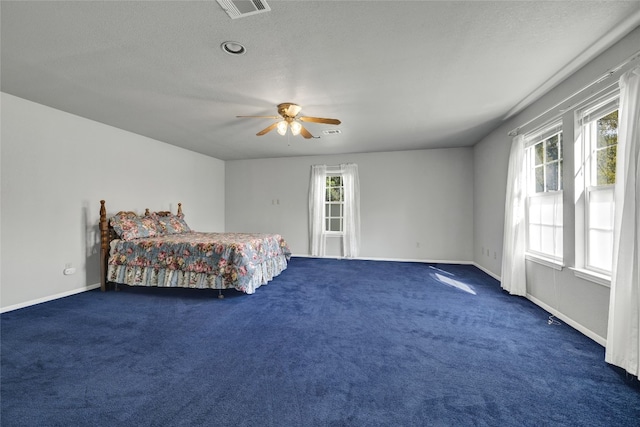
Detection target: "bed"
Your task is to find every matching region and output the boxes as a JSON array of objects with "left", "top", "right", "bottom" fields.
[{"left": 99, "top": 200, "right": 291, "bottom": 297}]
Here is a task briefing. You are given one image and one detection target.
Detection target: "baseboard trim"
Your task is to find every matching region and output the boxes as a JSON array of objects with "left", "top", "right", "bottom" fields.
[
  {"left": 471, "top": 262, "right": 606, "bottom": 347},
  {"left": 526, "top": 294, "right": 607, "bottom": 347},
  {"left": 293, "top": 255, "right": 503, "bottom": 280},
  {"left": 472, "top": 263, "right": 501, "bottom": 281},
  {"left": 1, "top": 283, "right": 101, "bottom": 314},
  {"left": 292, "top": 253, "right": 475, "bottom": 265}
]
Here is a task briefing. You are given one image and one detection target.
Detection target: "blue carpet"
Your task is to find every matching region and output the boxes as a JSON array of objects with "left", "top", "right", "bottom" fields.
[{"left": 2, "top": 258, "right": 639, "bottom": 426}]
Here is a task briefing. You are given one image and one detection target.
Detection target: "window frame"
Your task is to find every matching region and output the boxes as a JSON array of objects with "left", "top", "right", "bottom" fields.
[
  {"left": 524, "top": 120, "right": 564, "bottom": 264},
  {"left": 532, "top": 132, "right": 563, "bottom": 193},
  {"left": 324, "top": 173, "right": 345, "bottom": 235},
  {"left": 576, "top": 93, "right": 619, "bottom": 278}
]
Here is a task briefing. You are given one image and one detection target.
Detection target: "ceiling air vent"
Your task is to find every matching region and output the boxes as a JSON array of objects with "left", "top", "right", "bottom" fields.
[
  {"left": 216, "top": 0, "right": 271, "bottom": 19},
  {"left": 322, "top": 129, "right": 342, "bottom": 135}
]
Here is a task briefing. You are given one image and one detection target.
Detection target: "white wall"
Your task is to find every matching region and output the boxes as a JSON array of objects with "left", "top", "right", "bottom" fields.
[
  {"left": 226, "top": 148, "right": 474, "bottom": 262},
  {"left": 473, "top": 26, "right": 640, "bottom": 343},
  {"left": 0, "top": 93, "right": 225, "bottom": 311}
]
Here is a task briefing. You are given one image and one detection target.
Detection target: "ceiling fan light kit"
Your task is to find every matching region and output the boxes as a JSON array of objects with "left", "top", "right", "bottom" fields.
[
  {"left": 290, "top": 121, "right": 302, "bottom": 136},
  {"left": 276, "top": 121, "right": 288, "bottom": 136},
  {"left": 236, "top": 103, "right": 341, "bottom": 139}
]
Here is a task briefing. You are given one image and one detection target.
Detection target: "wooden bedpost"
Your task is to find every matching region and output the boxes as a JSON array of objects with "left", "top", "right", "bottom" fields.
[
  {"left": 177, "top": 203, "right": 183, "bottom": 217},
  {"left": 99, "top": 200, "right": 108, "bottom": 292}
]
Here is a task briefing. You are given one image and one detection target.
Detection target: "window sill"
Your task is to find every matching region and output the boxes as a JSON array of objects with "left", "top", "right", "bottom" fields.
[
  {"left": 570, "top": 267, "right": 611, "bottom": 288},
  {"left": 323, "top": 232, "right": 344, "bottom": 238},
  {"left": 525, "top": 253, "right": 564, "bottom": 270}
]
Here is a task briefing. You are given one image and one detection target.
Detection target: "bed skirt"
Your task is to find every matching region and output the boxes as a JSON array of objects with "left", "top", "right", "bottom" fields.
[{"left": 107, "top": 254, "right": 288, "bottom": 294}]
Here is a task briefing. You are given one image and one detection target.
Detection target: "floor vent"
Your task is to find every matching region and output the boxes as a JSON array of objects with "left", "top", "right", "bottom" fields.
[{"left": 216, "top": 0, "right": 271, "bottom": 19}]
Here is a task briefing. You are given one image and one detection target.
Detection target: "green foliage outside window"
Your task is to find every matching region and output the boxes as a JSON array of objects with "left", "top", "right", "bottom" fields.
[
  {"left": 596, "top": 110, "right": 618, "bottom": 185},
  {"left": 325, "top": 176, "right": 343, "bottom": 202}
]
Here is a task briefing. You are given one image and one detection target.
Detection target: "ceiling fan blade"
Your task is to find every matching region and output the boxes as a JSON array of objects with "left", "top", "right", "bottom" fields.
[
  {"left": 256, "top": 122, "right": 278, "bottom": 136},
  {"left": 299, "top": 116, "right": 341, "bottom": 125},
  {"left": 237, "top": 115, "right": 280, "bottom": 119},
  {"left": 299, "top": 125, "right": 314, "bottom": 139}
]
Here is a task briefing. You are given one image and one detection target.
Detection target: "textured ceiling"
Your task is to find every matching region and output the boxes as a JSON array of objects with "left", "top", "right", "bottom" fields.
[{"left": 2, "top": 1, "right": 640, "bottom": 161}]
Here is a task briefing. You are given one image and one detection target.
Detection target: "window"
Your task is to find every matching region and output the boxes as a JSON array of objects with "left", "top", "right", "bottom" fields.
[
  {"left": 325, "top": 175, "right": 344, "bottom": 233},
  {"left": 309, "top": 164, "right": 360, "bottom": 258},
  {"left": 579, "top": 94, "right": 619, "bottom": 275},
  {"left": 532, "top": 133, "right": 563, "bottom": 193},
  {"left": 593, "top": 109, "right": 618, "bottom": 185},
  {"left": 525, "top": 122, "right": 563, "bottom": 262}
]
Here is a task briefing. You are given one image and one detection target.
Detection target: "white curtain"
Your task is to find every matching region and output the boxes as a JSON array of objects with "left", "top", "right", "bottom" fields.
[
  {"left": 341, "top": 163, "right": 361, "bottom": 258},
  {"left": 501, "top": 135, "right": 527, "bottom": 296},
  {"left": 309, "top": 164, "right": 327, "bottom": 257},
  {"left": 605, "top": 66, "right": 640, "bottom": 377}
]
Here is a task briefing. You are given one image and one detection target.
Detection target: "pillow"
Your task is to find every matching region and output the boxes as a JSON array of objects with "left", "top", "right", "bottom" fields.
[
  {"left": 153, "top": 213, "right": 191, "bottom": 234},
  {"left": 110, "top": 214, "right": 161, "bottom": 241}
]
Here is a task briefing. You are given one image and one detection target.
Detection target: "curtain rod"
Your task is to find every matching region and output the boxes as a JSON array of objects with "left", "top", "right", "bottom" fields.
[
  {"left": 507, "top": 49, "right": 640, "bottom": 137},
  {"left": 326, "top": 163, "right": 356, "bottom": 171}
]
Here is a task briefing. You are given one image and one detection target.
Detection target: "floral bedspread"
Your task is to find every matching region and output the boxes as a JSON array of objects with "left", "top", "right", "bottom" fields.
[{"left": 107, "top": 232, "right": 291, "bottom": 294}]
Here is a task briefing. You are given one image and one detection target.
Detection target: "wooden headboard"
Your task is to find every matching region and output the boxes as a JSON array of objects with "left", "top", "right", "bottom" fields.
[{"left": 98, "top": 200, "right": 183, "bottom": 292}]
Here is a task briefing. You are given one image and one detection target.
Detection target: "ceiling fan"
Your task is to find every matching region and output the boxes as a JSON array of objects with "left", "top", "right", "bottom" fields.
[{"left": 236, "top": 103, "right": 341, "bottom": 139}]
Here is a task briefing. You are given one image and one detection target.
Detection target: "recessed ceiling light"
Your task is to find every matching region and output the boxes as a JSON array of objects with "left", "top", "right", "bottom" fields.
[{"left": 221, "top": 41, "right": 246, "bottom": 55}]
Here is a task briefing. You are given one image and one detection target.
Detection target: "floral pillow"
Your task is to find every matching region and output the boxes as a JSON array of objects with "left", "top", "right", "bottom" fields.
[
  {"left": 153, "top": 213, "right": 191, "bottom": 234},
  {"left": 110, "top": 214, "right": 161, "bottom": 241}
]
